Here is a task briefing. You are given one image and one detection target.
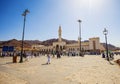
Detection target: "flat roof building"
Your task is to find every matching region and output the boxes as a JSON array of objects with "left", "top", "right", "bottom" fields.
[{"left": 32, "top": 26, "right": 105, "bottom": 55}]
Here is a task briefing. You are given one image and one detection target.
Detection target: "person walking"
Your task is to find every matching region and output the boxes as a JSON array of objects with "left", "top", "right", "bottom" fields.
[
  {"left": 47, "top": 53, "right": 51, "bottom": 64},
  {"left": 102, "top": 53, "right": 105, "bottom": 58}
]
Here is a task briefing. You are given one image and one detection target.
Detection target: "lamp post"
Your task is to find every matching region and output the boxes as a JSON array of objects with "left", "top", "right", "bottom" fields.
[
  {"left": 78, "top": 19, "right": 82, "bottom": 56},
  {"left": 19, "top": 9, "right": 30, "bottom": 63},
  {"left": 103, "top": 28, "right": 109, "bottom": 61}
]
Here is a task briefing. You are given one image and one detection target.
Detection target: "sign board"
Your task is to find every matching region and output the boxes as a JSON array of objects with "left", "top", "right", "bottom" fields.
[{"left": 2, "top": 46, "right": 14, "bottom": 52}]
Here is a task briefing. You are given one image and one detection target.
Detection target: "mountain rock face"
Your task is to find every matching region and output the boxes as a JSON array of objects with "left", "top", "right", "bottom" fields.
[
  {"left": 0, "top": 39, "right": 31, "bottom": 48},
  {"left": 40, "top": 38, "right": 78, "bottom": 46},
  {"left": 41, "top": 39, "right": 58, "bottom": 46},
  {"left": 0, "top": 39, "right": 21, "bottom": 47},
  {"left": 0, "top": 38, "right": 77, "bottom": 48},
  {"left": 101, "top": 43, "right": 118, "bottom": 51}
]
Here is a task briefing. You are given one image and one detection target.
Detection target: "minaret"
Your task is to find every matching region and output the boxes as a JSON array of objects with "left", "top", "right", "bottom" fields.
[{"left": 58, "top": 25, "right": 62, "bottom": 42}]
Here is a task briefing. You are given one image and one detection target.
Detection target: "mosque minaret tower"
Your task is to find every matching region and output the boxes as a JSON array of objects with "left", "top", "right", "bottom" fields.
[{"left": 58, "top": 25, "right": 62, "bottom": 42}]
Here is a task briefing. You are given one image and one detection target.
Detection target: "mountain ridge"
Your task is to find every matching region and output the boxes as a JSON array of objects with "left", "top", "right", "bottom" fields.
[
  {"left": 0, "top": 38, "right": 77, "bottom": 48},
  {"left": 0, "top": 39, "right": 119, "bottom": 51}
]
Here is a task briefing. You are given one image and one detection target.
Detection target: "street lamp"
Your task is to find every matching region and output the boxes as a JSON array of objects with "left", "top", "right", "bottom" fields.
[
  {"left": 103, "top": 28, "right": 109, "bottom": 61},
  {"left": 19, "top": 9, "right": 30, "bottom": 63},
  {"left": 78, "top": 19, "right": 82, "bottom": 56}
]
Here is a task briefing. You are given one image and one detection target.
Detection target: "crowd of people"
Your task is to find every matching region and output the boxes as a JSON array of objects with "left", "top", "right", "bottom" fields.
[{"left": 0, "top": 50, "right": 120, "bottom": 64}]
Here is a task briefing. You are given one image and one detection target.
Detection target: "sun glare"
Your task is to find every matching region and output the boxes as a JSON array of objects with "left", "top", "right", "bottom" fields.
[
  {"left": 69, "top": 0, "right": 105, "bottom": 10},
  {"left": 89, "top": 0, "right": 104, "bottom": 9}
]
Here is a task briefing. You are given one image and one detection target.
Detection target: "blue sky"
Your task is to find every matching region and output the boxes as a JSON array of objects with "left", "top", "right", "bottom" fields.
[{"left": 0, "top": 0, "right": 120, "bottom": 47}]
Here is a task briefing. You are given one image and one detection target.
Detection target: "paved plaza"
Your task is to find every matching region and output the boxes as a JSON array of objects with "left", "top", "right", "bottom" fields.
[{"left": 0, "top": 55, "right": 120, "bottom": 84}]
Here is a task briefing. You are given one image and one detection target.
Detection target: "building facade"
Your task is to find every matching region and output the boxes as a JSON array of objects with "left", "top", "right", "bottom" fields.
[{"left": 32, "top": 26, "right": 104, "bottom": 55}]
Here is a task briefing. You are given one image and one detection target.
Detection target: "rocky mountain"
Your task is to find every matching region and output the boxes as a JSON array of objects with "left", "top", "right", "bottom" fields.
[
  {"left": 41, "top": 38, "right": 77, "bottom": 46},
  {"left": 41, "top": 39, "right": 58, "bottom": 46},
  {"left": 24, "top": 40, "right": 42, "bottom": 45},
  {"left": 101, "top": 43, "right": 118, "bottom": 51},
  {"left": 0, "top": 38, "right": 77, "bottom": 48},
  {"left": 0, "top": 39, "right": 31, "bottom": 48}
]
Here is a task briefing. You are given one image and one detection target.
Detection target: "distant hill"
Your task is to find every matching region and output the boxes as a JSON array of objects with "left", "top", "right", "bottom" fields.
[
  {"left": 41, "top": 38, "right": 58, "bottom": 46},
  {"left": 24, "top": 40, "right": 42, "bottom": 45},
  {"left": 0, "top": 39, "right": 119, "bottom": 51},
  {"left": 62, "top": 38, "right": 78, "bottom": 44},
  {"left": 0, "top": 38, "right": 77, "bottom": 48},
  {"left": 101, "top": 43, "right": 118, "bottom": 51},
  {"left": 0, "top": 39, "right": 31, "bottom": 48},
  {"left": 41, "top": 38, "right": 77, "bottom": 46}
]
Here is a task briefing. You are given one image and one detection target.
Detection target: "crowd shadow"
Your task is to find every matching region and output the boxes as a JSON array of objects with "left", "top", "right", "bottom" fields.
[
  {"left": 6, "top": 62, "right": 13, "bottom": 64},
  {"left": 0, "top": 62, "right": 13, "bottom": 66},
  {"left": 108, "top": 61, "right": 114, "bottom": 65},
  {"left": 41, "top": 63, "right": 50, "bottom": 65}
]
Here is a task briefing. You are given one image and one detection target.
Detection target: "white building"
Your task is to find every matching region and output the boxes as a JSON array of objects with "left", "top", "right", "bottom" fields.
[{"left": 32, "top": 26, "right": 105, "bottom": 55}]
